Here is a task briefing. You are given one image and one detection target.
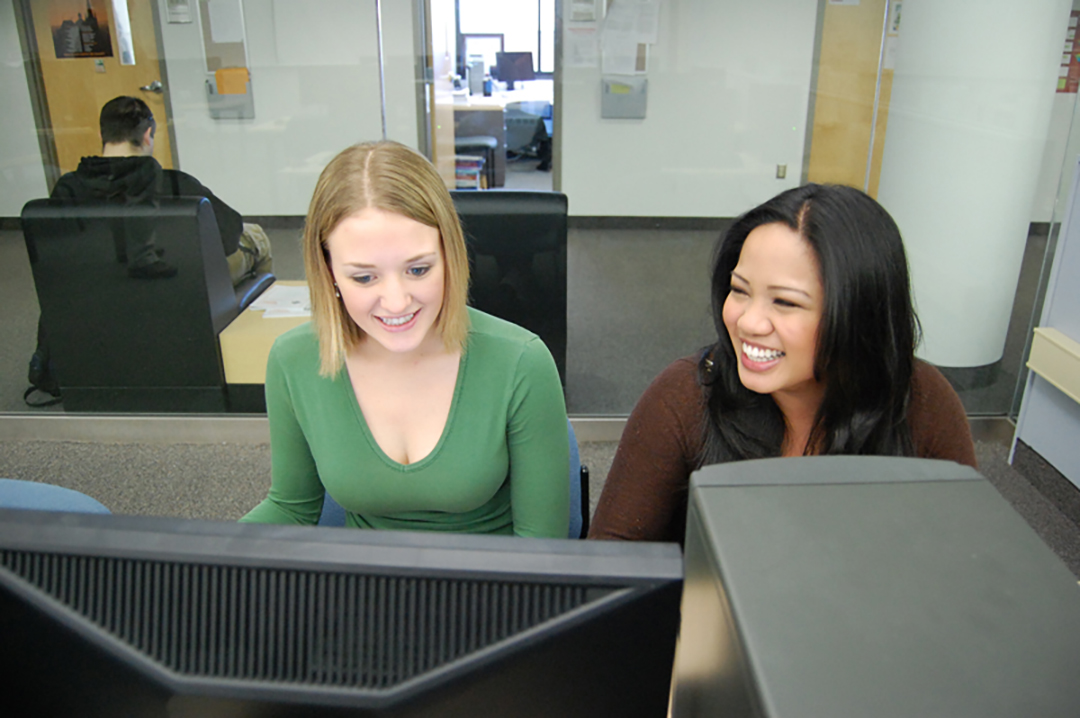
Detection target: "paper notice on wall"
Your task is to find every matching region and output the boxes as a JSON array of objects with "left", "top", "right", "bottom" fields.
[
  {"left": 570, "top": 0, "right": 598, "bottom": 23},
  {"left": 630, "top": 0, "right": 661, "bottom": 44},
  {"left": 602, "top": 35, "right": 642, "bottom": 75},
  {"left": 882, "top": 1, "right": 901, "bottom": 69},
  {"left": 603, "top": 0, "right": 660, "bottom": 46},
  {"left": 883, "top": 35, "right": 900, "bottom": 69},
  {"left": 166, "top": 0, "right": 193, "bottom": 23},
  {"left": 566, "top": 25, "right": 600, "bottom": 68},
  {"left": 208, "top": 0, "right": 244, "bottom": 44},
  {"left": 111, "top": 0, "right": 135, "bottom": 65}
]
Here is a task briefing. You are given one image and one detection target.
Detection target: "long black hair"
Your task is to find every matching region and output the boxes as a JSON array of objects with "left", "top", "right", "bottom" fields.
[{"left": 698, "top": 183, "right": 920, "bottom": 464}]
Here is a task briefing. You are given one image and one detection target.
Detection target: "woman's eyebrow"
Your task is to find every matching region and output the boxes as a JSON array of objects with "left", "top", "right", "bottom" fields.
[
  {"left": 732, "top": 271, "right": 814, "bottom": 298},
  {"left": 341, "top": 252, "right": 438, "bottom": 269},
  {"left": 768, "top": 284, "right": 814, "bottom": 299}
]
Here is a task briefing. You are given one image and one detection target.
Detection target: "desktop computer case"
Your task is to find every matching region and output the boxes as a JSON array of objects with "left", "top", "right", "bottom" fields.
[{"left": 671, "top": 456, "right": 1080, "bottom": 718}]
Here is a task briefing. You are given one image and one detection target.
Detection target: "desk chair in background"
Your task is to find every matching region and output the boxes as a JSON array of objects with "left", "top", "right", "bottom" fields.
[
  {"left": 21, "top": 198, "right": 274, "bottom": 412},
  {"left": 451, "top": 190, "right": 567, "bottom": 384},
  {"left": 505, "top": 100, "right": 552, "bottom": 170},
  {"left": 319, "top": 420, "right": 590, "bottom": 539}
]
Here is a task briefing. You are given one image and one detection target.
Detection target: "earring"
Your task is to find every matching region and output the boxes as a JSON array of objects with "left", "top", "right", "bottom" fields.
[{"left": 334, "top": 283, "right": 341, "bottom": 299}]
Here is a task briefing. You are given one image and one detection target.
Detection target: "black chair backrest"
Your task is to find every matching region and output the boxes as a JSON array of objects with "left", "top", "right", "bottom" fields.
[
  {"left": 21, "top": 197, "right": 241, "bottom": 412},
  {"left": 450, "top": 191, "right": 567, "bottom": 384}
]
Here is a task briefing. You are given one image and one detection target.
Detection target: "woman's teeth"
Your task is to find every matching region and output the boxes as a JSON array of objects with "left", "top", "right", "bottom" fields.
[
  {"left": 743, "top": 342, "right": 784, "bottom": 361},
  {"left": 379, "top": 312, "right": 416, "bottom": 326}
]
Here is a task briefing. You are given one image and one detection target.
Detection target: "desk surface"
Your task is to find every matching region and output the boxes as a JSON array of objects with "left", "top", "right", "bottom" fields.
[{"left": 219, "top": 280, "right": 309, "bottom": 385}]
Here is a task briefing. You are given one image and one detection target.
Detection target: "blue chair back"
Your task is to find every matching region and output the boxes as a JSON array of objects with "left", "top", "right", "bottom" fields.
[{"left": 0, "top": 479, "right": 110, "bottom": 514}]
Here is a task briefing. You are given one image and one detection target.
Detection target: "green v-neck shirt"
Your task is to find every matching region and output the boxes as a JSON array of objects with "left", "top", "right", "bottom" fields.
[{"left": 241, "top": 308, "right": 569, "bottom": 537}]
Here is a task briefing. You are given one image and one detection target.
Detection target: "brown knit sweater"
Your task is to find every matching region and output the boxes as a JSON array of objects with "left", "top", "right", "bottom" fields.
[{"left": 588, "top": 356, "right": 978, "bottom": 544}]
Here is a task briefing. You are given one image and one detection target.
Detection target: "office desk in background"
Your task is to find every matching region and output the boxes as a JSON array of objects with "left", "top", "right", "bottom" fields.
[
  {"left": 220, "top": 280, "right": 308, "bottom": 410},
  {"left": 453, "top": 100, "right": 506, "bottom": 188},
  {"left": 452, "top": 88, "right": 554, "bottom": 188}
]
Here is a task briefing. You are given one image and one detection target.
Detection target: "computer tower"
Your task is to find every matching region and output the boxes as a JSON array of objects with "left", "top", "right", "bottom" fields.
[{"left": 672, "top": 456, "right": 1080, "bottom": 718}]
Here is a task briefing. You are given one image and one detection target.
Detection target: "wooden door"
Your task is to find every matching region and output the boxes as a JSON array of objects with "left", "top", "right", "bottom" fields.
[
  {"left": 806, "top": 0, "right": 894, "bottom": 196},
  {"left": 29, "top": 0, "right": 174, "bottom": 174},
  {"left": 427, "top": 0, "right": 457, "bottom": 187}
]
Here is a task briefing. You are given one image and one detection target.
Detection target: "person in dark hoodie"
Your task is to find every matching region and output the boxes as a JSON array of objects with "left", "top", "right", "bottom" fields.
[{"left": 50, "top": 95, "right": 271, "bottom": 281}]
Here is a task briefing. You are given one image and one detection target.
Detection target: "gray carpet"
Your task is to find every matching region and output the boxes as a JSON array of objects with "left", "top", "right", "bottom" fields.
[{"left": 2, "top": 437, "right": 1077, "bottom": 579}]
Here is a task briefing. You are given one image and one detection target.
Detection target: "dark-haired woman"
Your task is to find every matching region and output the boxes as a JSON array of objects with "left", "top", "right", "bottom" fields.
[{"left": 588, "top": 184, "right": 977, "bottom": 544}]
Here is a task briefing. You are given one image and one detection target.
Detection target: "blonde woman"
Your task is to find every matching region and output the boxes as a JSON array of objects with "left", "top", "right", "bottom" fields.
[{"left": 242, "top": 141, "right": 569, "bottom": 536}]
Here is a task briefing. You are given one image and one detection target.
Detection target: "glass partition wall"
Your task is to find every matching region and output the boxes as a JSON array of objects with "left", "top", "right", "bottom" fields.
[{"left": 2, "top": 0, "right": 1077, "bottom": 420}]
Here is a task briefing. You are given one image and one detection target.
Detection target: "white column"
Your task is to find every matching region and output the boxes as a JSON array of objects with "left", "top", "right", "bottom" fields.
[{"left": 876, "top": 0, "right": 1071, "bottom": 367}]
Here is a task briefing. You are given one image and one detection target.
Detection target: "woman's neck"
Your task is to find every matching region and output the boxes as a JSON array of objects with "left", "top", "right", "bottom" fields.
[
  {"left": 352, "top": 331, "right": 451, "bottom": 368},
  {"left": 772, "top": 385, "right": 825, "bottom": 457}
]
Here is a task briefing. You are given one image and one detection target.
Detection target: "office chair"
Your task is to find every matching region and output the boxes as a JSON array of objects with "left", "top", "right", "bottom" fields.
[
  {"left": 21, "top": 197, "right": 274, "bottom": 412},
  {"left": 450, "top": 190, "right": 568, "bottom": 385}
]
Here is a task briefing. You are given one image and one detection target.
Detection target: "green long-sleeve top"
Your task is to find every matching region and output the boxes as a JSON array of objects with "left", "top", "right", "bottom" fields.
[{"left": 241, "top": 308, "right": 569, "bottom": 537}]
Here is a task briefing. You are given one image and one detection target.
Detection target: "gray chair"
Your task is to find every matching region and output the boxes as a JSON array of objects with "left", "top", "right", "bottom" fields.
[{"left": 21, "top": 197, "right": 274, "bottom": 412}]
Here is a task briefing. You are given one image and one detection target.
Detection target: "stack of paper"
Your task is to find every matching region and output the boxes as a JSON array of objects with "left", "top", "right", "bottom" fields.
[{"left": 250, "top": 284, "right": 311, "bottom": 318}]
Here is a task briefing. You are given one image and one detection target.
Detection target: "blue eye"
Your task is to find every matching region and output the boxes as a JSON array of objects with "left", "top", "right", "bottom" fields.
[
  {"left": 352, "top": 274, "right": 374, "bottom": 285},
  {"left": 407, "top": 266, "right": 430, "bottom": 277}
]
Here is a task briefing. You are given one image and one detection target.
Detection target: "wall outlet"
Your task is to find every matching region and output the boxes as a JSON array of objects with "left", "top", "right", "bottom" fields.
[{"left": 776, "top": 164, "right": 787, "bottom": 179}]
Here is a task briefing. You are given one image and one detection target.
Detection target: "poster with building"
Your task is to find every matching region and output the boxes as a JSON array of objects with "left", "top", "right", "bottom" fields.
[{"left": 50, "top": 0, "right": 113, "bottom": 59}]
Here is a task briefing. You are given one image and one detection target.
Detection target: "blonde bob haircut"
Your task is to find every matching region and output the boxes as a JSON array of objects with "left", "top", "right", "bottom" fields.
[{"left": 303, "top": 141, "right": 471, "bottom": 377}]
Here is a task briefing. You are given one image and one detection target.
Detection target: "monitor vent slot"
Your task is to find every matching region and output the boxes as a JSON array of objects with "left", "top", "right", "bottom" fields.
[{"left": 0, "top": 550, "right": 592, "bottom": 689}]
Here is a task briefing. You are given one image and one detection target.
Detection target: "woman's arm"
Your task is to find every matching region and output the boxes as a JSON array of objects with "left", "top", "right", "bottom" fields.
[
  {"left": 589, "top": 357, "right": 704, "bottom": 543},
  {"left": 506, "top": 337, "right": 570, "bottom": 538},
  {"left": 239, "top": 342, "right": 325, "bottom": 524}
]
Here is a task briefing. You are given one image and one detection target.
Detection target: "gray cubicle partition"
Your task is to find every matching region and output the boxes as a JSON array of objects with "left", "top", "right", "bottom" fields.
[
  {"left": 1013, "top": 156, "right": 1080, "bottom": 487},
  {"left": 672, "top": 456, "right": 1080, "bottom": 718}
]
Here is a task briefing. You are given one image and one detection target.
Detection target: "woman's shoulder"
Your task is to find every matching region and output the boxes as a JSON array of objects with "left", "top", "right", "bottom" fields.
[
  {"left": 269, "top": 321, "right": 318, "bottom": 361},
  {"left": 465, "top": 308, "right": 550, "bottom": 364},
  {"left": 908, "top": 359, "right": 977, "bottom": 468},
  {"left": 910, "top": 359, "right": 957, "bottom": 400},
  {"left": 654, "top": 353, "right": 703, "bottom": 389},
  {"left": 637, "top": 353, "right": 705, "bottom": 412},
  {"left": 466, "top": 307, "right": 538, "bottom": 344}
]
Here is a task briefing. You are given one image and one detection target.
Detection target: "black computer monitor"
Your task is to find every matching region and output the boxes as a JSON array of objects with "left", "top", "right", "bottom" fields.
[
  {"left": 495, "top": 51, "right": 535, "bottom": 90},
  {"left": 0, "top": 510, "right": 682, "bottom": 717}
]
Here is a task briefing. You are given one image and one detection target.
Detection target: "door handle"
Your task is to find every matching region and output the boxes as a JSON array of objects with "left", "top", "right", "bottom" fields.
[{"left": 140, "top": 80, "right": 164, "bottom": 94}]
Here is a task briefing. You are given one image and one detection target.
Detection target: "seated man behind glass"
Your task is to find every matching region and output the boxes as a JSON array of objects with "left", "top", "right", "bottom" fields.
[{"left": 50, "top": 95, "right": 271, "bottom": 281}]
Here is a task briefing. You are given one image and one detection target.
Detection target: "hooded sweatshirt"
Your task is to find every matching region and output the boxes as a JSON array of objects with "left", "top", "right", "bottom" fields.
[{"left": 51, "top": 156, "right": 242, "bottom": 256}]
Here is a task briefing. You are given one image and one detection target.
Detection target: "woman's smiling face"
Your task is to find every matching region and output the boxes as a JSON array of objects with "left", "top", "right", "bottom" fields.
[
  {"left": 326, "top": 207, "right": 445, "bottom": 357},
  {"left": 722, "top": 221, "right": 825, "bottom": 403}
]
